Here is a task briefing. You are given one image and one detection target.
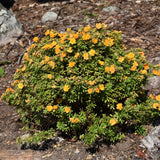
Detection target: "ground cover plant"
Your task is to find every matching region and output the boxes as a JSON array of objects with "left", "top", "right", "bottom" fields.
[{"left": 1, "top": 24, "right": 160, "bottom": 146}]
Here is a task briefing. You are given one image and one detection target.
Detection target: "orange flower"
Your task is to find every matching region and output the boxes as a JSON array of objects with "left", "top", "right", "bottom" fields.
[
  {"left": 95, "top": 88, "right": 100, "bottom": 93},
  {"left": 69, "top": 62, "right": 76, "bottom": 68},
  {"left": 116, "top": 103, "right": 123, "bottom": 110},
  {"left": 88, "top": 88, "right": 92, "bottom": 94},
  {"left": 53, "top": 105, "right": 58, "bottom": 110},
  {"left": 103, "top": 38, "right": 114, "bottom": 46},
  {"left": 140, "top": 70, "right": 147, "bottom": 75},
  {"left": 18, "top": 83, "right": 24, "bottom": 89},
  {"left": 99, "top": 61, "right": 104, "bottom": 65},
  {"left": 64, "top": 107, "right": 70, "bottom": 113},
  {"left": 131, "top": 66, "right": 137, "bottom": 71},
  {"left": 153, "top": 70, "right": 158, "bottom": 75},
  {"left": 89, "top": 49, "right": 96, "bottom": 56},
  {"left": 63, "top": 84, "right": 70, "bottom": 92},
  {"left": 109, "top": 118, "right": 117, "bottom": 126},
  {"left": 46, "top": 105, "right": 52, "bottom": 112},
  {"left": 22, "top": 65, "right": 26, "bottom": 72},
  {"left": 33, "top": 37, "right": 39, "bottom": 42},
  {"left": 50, "top": 31, "right": 57, "bottom": 38},
  {"left": 149, "top": 94, "right": 155, "bottom": 99},
  {"left": 45, "top": 29, "right": 50, "bottom": 36},
  {"left": 48, "top": 74, "right": 52, "bottom": 79},
  {"left": 88, "top": 81, "right": 95, "bottom": 86},
  {"left": 124, "top": 76, "right": 128, "bottom": 80},
  {"left": 70, "top": 118, "right": 75, "bottom": 123},
  {"left": 133, "top": 61, "right": 138, "bottom": 67},
  {"left": 84, "top": 25, "right": 91, "bottom": 32},
  {"left": 105, "top": 66, "right": 110, "bottom": 72},
  {"left": 24, "top": 53, "right": 29, "bottom": 61},
  {"left": 110, "top": 65, "right": 115, "bottom": 74},
  {"left": 75, "top": 52, "right": 80, "bottom": 58},
  {"left": 74, "top": 118, "right": 79, "bottom": 123},
  {"left": 70, "top": 38, "right": 76, "bottom": 45},
  {"left": 67, "top": 47, "right": 72, "bottom": 53},
  {"left": 156, "top": 95, "right": 160, "bottom": 101},
  {"left": 83, "top": 52, "right": 89, "bottom": 60},
  {"left": 118, "top": 56, "right": 125, "bottom": 63},
  {"left": 49, "top": 61, "right": 55, "bottom": 69},
  {"left": 127, "top": 52, "right": 134, "bottom": 60},
  {"left": 55, "top": 45, "right": 61, "bottom": 54},
  {"left": 144, "top": 64, "right": 149, "bottom": 70},
  {"left": 66, "top": 28, "right": 71, "bottom": 32},
  {"left": 96, "top": 23, "right": 102, "bottom": 29},
  {"left": 153, "top": 103, "right": 159, "bottom": 109},
  {"left": 45, "top": 56, "right": 50, "bottom": 62},
  {"left": 92, "top": 38, "right": 98, "bottom": 44},
  {"left": 138, "top": 52, "right": 145, "bottom": 58},
  {"left": 6, "top": 88, "right": 14, "bottom": 92},
  {"left": 82, "top": 33, "right": 91, "bottom": 40},
  {"left": 73, "top": 33, "right": 79, "bottom": 39},
  {"left": 99, "top": 84, "right": 105, "bottom": 91}
]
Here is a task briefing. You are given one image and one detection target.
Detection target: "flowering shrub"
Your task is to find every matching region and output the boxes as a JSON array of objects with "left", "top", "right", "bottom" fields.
[{"left": 1, "top": 24, "right": 160, "bottom": 146}]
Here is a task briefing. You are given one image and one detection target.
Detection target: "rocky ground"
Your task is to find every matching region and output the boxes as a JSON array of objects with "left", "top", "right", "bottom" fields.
[{"left": 0, "top": 0, "right": 160, "bottom": 159}]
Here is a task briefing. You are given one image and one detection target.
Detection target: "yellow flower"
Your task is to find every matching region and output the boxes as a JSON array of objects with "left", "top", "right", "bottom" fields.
[
  {"left": 96, "top": 23, "right": 102, "bottom": 29},
  {"left": 64, "top": 107, "right": 70, "bottom": 113},
  {"left": 99, "top": 84, "right": 105, "bottom": 91},
  {"left": 75, "top": 52, "right": 80, "bottom": 58},
  {"left": 116, "top": 103, "right": 123, "bottom": 110},
  {"left": 6, "top": 88, "right": 14, "bottom": 92},
  {"left": 73, "top": 33, "right": 79, "bottom": 39},
  {"left": 109, "top": 118, "right": 117, "bottom": 126},
  {"left": 144, "top": 64, "right": 149, "bottom": 70},
  {"left": 25, "top": 99, "right": 30, "bottom": 103},
  {"left": 133, "top": 61, "right": 138, "bottom": 67},
  {"left": 22, "top": 65, "right": 26, "bottom": 72},
  {"left": 49, "top": 61, "right": 55, "bottom": 69},
  {"left": 67, "top": 47, "right": 72, "bottom": 53},
  {"left": 82, "top": 33, "right": 91, "bottom": 40},
  {"left": 124, "top": 76, "right": 128, "bottom": 80},
  {"left": 92, "top": 38, "right": 98, "bottom": 44},
  {"left": 45, "top": 29, "right": 50, "bottom": 36},
  {"left": 63, "top": 84, "right": 70, "bottom": 92},
  {"left": 46, "top": 105, "right": 52, "bottom": 112},
  {"left": 88, "top": 88, "right": 92, "bottom": 94},
  {"left": 48, "top": 74, "right": 52, "bottom": 79},
  {"left": 103, "top": 38, "right": 114, "bottom": 46},
  {"left": 89, "top": 49, "right": 96, "bottom": 56},
  {"left": 95, "top": 88, "right": 100, "bottom": 93},
  {"left": 105, "top": 66, "right": 110, "bottom": 72},
  {"left": 153, "top": 70, "right": 158, "bottom": 75},
  {"left": 50, "top": 31, "right": 57, "bottom": 38},
  {"left": 18, "top": 83, "right": 24, "bottom": 89},
  {"left": 153, "top": 103, "right": 159, "bottom": 109},
  {"left": 33, "top": 37, "right": 39, "bottom": 42},
  {"left": 53, "top": 105, "right": 58, "bottom": 110},
  {"left": 70, "top": 38, "right": 76, "bottom": 45},
  {"left": 60, "top": 52, "right": 67, "bottom": 58},
  {"left": 156, "top": 95, "right": 160, "bottom": 101},
  {"left": 83, "top": 52, "right": 89, "bottom": 60},
  {"left": 110, "top": 65, "right": 115, "bottom": 74},
  {"left": 69, "top": 62, "right": 76, "bottom": 68},
  {"left": 99, "top": 61, "right": 104, "bottom": 65},
  {"left": 118, "top": 56, "right": 125, "bottom": 63}
]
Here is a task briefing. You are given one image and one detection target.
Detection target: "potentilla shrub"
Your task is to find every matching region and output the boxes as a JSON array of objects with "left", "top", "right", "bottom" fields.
[{"left": 1, "top": 23, "right": 160, "bottom": 146}]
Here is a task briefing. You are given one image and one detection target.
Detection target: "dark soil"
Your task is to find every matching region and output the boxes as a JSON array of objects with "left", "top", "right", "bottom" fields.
[{"left": 0, "top": 0, "right": 160, "bottom": 159}]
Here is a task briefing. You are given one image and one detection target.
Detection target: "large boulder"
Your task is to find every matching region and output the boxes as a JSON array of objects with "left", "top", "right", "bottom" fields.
[{"left": 0, "top": 3, "right": 23, "bottom": 45}]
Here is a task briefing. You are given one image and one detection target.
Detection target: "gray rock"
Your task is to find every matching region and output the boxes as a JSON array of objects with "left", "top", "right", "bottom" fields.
[
  {"left": 102, "top": 6, "right": 117, "bottom": 13},
  {"left": 42, "top": 11, "right": 58, "bottom": 24},
  {"left": 0, "top": 3, "right": 23, "bottom": 45},
  {"left": 145, "top": 76, "right": 160, "bottom": 90}
]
